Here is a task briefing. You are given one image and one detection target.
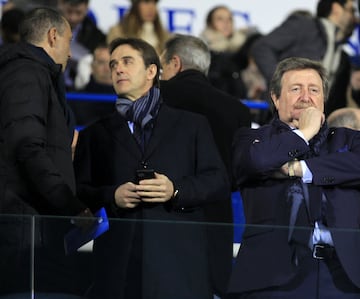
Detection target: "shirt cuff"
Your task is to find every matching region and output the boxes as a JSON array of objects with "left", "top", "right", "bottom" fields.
[
  {"left": 301, "top": 160, "right": 313, "bottom": 183},
  {"left": 293, "top": 129, "right": 309, "bottom": 145}
]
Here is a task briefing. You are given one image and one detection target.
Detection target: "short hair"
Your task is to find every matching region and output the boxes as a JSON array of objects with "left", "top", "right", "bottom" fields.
[
  {"left": 19, "top": 7, "right": 67, "bottom": 44},
  {"left": 109, "top": 37, "right": 161, "bottom": 87},
  {"left": 163, "top": 34, "right": 211, "bottom": 75},
  {"left": 327, "top": 108, "right": 360, "bottom": 129},
  {"left": 316, "top": 0, "right": 347, "bottom": 18},
  {"left": 270, "top": 57, "right": 329, "bottom": 101}
]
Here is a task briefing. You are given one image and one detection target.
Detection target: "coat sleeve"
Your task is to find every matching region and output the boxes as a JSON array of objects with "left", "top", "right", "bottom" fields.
[
  {"left": 306, "top": 129, "right": 360, "bottom": 187},
  {"left": 2, "top": 64, "right": 86, "bottom": 216},
  {"left": 232, "top": 126, "right": 310, "bottom": 186},
  {"left": 170, "top": 116, "right": 231, "bottom": 209},
  {"left": 73, "top": 126, "right": 118, "bottom": 212},
  {"left": 251, "top": 15, "right": 306, "bottom": 83}
]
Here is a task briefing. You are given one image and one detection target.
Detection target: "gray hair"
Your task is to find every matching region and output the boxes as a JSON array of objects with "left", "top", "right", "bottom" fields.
[
  {"left": 270, "top": 57, "right": 329, "bottom": 101},
  {"left": 19, "top": 7, "right": 67, "bottom": 44},
  {"left": 327, "top": 108, "right": 360, "bottom": 130},
  {"left": 163, "top": 34, "right": 211, "bottom": 75}
]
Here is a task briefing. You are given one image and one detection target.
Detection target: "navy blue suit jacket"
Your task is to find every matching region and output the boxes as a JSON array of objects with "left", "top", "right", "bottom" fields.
[{"left": 229, "top": 118, "right": 360, "bottom": 293}]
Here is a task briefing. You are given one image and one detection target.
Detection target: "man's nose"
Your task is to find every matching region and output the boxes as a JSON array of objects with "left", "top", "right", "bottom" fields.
[{"left": 300, "top": 90, "right": 310, "bottom": 101}]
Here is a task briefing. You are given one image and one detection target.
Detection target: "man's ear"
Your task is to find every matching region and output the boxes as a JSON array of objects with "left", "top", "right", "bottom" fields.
[
  {"left": 172, "top": 55, "right": 182, "bottom": 73},
  {"left": 147, "top": 63, "right": 158, "bottom": 81},
  {"left": 271, "top": 92, "right": 279, "bottom": 111},
  {"left": 47, "top": 27, "right": 57, "bottom": 47}
]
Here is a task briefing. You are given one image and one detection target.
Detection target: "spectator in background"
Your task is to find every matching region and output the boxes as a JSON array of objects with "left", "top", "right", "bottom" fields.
[
  {"left": 251, "top": 0, "right": 357, "bottom": 116},
  {"left": 0, "top": 7, "right": 92, "bottom": 296},
  {"left": 200, "top": 5, "right": 262, "bottom": 103},
  {"left": 58, "top": 0, "right": 106, "bottom": 90},
  {"left": 0, "top": 8, "right": 25, "bottom": 45},
  {"left": 75, "top": 43, "right": 114, "bottom": 92},
  {"left": 70, "top": 43, "right": 115, "bottom": 127},
  {"left": 327, "top": 106, "right": 360, "bottom": 128},
  {"left": 232, "top": 32, "right": 269, "bottom": 125},
  {"left": 106, "top": 0, "right": 170, "bottom": 54},
  {"left": 200, "top": 5, "right": 247, "bottom": 53},
  {"left": 160, "top": 34, "right": 251, "bottom": 299}
]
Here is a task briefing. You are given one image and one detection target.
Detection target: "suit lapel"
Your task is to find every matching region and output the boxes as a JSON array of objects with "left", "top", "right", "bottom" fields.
[
  {"left": 103, "top": 113, "right": 143, "bottom": 160},
  {"left": 143, "top": 105, "right": 180, "bottom": 160}
]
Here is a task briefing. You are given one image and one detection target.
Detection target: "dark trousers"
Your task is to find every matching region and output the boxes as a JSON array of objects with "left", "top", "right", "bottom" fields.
[{"left": 227, "top": 250, "right": 360, "bottom": 299}]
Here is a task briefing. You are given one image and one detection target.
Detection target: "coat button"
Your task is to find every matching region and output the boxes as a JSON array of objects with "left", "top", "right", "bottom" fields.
[
  {"left": 323, "top": 177, "right": 335, "bottom": 184},
  {"left": 288, "top": 150, "right": 299, "bottom": 157}
]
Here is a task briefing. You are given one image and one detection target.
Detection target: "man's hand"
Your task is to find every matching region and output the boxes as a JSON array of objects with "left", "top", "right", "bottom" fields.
[
  {"left": 278, "top": 160, "right": 303, "bottom": 178},
  {"left": 135, "top": 172, "right": 174, "bottom": 202},
  {"left": 114, "top": 182, "right": 141, "bottom": 208},
  {"left": 71, "top": 208, "right": 95, "bottom": 232},
  {"left": 298, "top": 107, "right": 324, "bottom": 141}
]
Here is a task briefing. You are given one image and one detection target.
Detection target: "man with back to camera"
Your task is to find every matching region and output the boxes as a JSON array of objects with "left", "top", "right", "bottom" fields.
[
  {"left": 227, "top": 57, "right": 360, "bottom": 298},
  {"left": 73, "top": 37, "right": 230, "bottom": 299},
  {"left": 159, "top": 33, "right": 251, "bottom": 298},
  {"left": 0, "top": 7, "right": 92, "bottom": 296}
]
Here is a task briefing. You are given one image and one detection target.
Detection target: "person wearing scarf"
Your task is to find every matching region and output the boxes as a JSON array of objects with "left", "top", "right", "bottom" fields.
[{"left": 73, "top": 38, "right": 229, "bottom": 299}]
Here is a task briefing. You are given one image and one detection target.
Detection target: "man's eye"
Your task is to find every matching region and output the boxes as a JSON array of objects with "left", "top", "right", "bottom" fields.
[{"left": 310, "top": 88, "right": 320, "bottom": 94}]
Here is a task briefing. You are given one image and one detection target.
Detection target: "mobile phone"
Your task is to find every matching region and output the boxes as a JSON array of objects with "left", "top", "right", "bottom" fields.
[{"left": 136, "top": 168, "right": 155, "bottom": 183}]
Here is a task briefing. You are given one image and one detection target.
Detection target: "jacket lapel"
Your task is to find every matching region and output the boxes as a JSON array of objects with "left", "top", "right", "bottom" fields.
[
  {"left": 143, "top": 105, "right": 180, "bottom": 160},
  {"left": 103, "top": 113, "right": 143, "bottom": 160}
]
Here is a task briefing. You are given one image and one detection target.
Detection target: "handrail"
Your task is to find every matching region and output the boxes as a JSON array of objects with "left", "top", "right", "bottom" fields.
[{"left": 66, "top": 92, "right": 270, "bottom": 110}]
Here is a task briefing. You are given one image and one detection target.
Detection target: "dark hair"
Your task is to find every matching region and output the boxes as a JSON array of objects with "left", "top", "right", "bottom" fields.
[
  {"left": 119, "top": 0, "right": 167, "bottom": 53},
  {"left": 270, "top": 57, "right": 329, "bottom": 101},
  {"left": 316, "top": 0, "right": 347, "bottom": 17},
  {"left": 206, "top": 5, "right": 231, "bottom": 28},
  {"left": 109, "top": 37, "right": 161, "bottom": 87},
  {"left": 19, "top": 7, "right": 66, "bottom": 44}
]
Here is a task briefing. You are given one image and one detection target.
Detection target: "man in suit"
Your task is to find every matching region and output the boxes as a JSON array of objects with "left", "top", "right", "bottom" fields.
[
  {"left": 159, "top": 34, "right": 251, "bottom": 298},
  {"left": 0, "top": 7, "right": 92, "bottom": 296},
  {"left": 228, "top": 57, "right": 360, "bottom": 298},
  {"left": 73, "top": 37, "right": 230, "bottom": 299},
  {"left": 251, "top": 0, "right": 357, "bottom": 116}
]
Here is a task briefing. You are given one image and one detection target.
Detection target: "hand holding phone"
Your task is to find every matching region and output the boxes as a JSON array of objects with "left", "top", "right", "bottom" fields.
[{"left": 136, "top": 168, "right": 155, "bottom": 183}]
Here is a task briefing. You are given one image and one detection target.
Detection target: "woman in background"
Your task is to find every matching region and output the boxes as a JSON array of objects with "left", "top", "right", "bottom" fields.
[{"left": 107, "top": 0, "right": 170, "bottom": 54}]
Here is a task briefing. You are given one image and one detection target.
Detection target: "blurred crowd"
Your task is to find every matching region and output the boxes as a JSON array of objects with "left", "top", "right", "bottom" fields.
[{"left": 1, "top": 0, "right": 360, "bottom": 126}]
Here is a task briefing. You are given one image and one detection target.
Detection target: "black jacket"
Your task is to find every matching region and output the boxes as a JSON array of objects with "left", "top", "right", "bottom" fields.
[
  {"left": 0, "top": 42, "right": 86, "bottom": 216},
  {"left": 160, "top": 69, "right": 251, "bottom": 296},
  {"left": 74, "top": 104, "right": 229, "bottom": 299},
  {"left": 0, "top": 42, "right": 90, "bottom": 295}
]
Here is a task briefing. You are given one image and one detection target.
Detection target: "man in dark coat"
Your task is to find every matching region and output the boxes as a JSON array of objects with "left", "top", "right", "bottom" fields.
[
  {"left": 251, "top": 0, "right": 357, "bottom": 116},
  {"left": 73, "top": 37, "right": 230, "bottom": 299},
  {"left": 159, "top": 34, "right": 251, "bottom": 298},
  {"left": 228, "top": 57, "right": 360, "bottom": 298},
  {"left": 0, "top": 7, "right": 91, "bottom": 296}
]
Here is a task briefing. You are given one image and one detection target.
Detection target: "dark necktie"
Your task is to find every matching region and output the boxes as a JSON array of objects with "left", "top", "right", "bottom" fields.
[{"left": 133, "top": 123, "right": 144, "bottom": 152}]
